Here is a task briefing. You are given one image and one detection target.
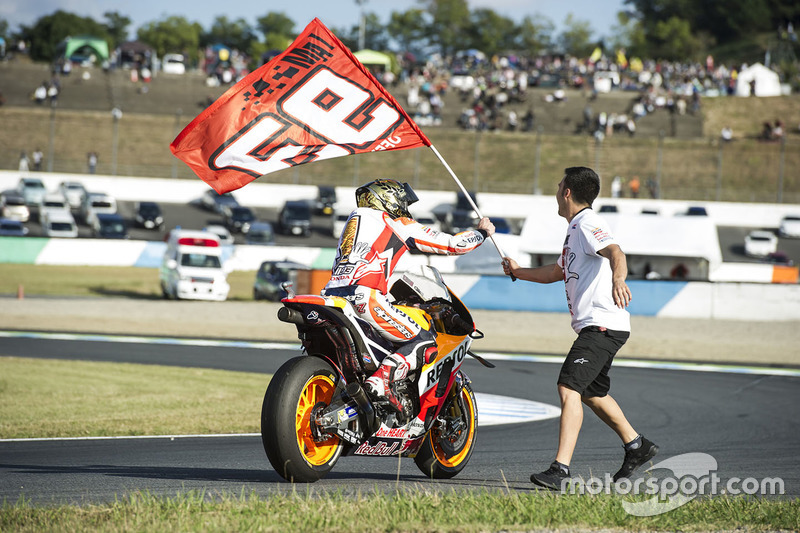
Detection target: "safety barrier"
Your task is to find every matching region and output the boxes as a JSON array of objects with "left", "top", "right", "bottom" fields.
[{"left": 2, "top": 236, "right": 799, "bottom": 320}]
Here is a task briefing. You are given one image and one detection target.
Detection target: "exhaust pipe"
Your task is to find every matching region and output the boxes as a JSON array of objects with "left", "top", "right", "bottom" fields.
[
  {"left": 346, "top": 382, "right": 378, "bottom": 438},
  {"left": 277, "top": 307, "right": 304, "bottom": 324}
]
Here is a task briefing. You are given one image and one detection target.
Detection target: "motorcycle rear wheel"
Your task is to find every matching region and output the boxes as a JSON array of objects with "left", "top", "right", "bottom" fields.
[
  {"left": 261, "top": 356, "right": 343, "bottom": 482},
  {"left": 414, "top": 380, "right": 478, "bottom": 479}
]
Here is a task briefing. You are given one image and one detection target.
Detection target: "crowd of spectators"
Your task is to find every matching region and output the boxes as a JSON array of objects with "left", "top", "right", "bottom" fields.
[{"left": 393, "top": 49, "right": 792, "bottom": 138}]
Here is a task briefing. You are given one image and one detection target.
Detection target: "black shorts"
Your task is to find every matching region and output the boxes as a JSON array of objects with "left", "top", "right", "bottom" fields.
[{"left": 557, "top": 326, "right": 630, "bottom": 398}]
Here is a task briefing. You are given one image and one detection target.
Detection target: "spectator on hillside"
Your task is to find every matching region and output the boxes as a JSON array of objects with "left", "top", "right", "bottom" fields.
[
  {"left": 629, "top": 176, "right": 641, "bottom": 198},
  {"left": 761, "top": 121, "right": 775, "bottom": 141},
  {"left": 507, "top": 109, "right": 518, "bottom": 131},
  {"left": 32, "top": 82, "right": 47, "bottom": 104},
  {"left": 611, "top": 175, "right": 623, "bottom": 198},
  {"left": 522, "top": 107, "right": 535, "bottom": 132},
  {"left": 87, "top": 152, "right": 98, "bottom": 174},
  {"left": 19, "top": 151, "right": 30, "bottom": 172},
  {"left": 772, "top": 120, "right": 784, "bottom": 141},
  {"left": 32, "top": 148, "right": 43, "bottom": 171}
]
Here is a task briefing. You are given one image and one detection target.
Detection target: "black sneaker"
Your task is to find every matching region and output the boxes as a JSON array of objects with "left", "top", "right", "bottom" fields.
[
  {"left": 613, "top": 436, "right": 659, "bottom": 481},
  {"left": 530, "top": 462, "right": 570, "bottom": 491}
]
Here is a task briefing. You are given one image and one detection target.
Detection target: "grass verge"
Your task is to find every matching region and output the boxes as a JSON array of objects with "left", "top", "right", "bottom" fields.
[
  {"left": 1, "top": 490, "right": 797, "bottom": 532},
  {"left": 0, "top": 357, "right": 267, "bottom": 439},
  {"left": 0, "top": 264, "right": 257, "bottom": 301}
]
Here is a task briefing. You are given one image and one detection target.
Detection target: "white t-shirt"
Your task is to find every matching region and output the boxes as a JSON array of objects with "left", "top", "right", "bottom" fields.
[{"left": 557, "top": 208, "right": 630, "bottom": 334}]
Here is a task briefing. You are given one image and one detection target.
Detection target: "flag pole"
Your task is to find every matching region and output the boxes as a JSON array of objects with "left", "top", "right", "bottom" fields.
[{"left": 428, "top": 144, "right": 515, "bottom": 280}]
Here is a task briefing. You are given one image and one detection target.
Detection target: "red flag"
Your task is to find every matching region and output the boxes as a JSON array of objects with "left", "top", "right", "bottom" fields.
[{"left": 171, "top": 18, "right": 430, "bottom": 194}]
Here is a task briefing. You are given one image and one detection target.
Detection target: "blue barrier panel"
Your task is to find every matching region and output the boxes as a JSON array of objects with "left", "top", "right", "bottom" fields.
[
  {"left": 625, "top": 280, "right": 688, "bottom": 316},
  {"left": 462, "top": 276, "right": 567, "bottom": 312},
  {"left": 462, "top": 276, "right": 688, "bottom": 316},
  {"left": 134, "top": 242, "right": 168, "bottom": 268}
]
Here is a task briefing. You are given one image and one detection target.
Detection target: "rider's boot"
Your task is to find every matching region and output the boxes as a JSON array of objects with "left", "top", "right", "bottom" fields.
[{"left": 365, "top": 353, "right": 409, "bottom": 416}]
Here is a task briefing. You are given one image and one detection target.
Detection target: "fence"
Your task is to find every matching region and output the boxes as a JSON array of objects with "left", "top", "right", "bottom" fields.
[{"left": 1, "top": 106, "right": 798, "bottom": 204}]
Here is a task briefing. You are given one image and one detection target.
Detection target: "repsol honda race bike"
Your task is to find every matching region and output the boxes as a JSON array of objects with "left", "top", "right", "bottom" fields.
[{"left": 261, "top": 265, "right": 494, "bottom": 482}]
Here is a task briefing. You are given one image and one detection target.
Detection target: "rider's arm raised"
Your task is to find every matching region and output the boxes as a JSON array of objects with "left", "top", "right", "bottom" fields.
[{"left": 391, "top": 216, "right": 489, "bottom": 255}]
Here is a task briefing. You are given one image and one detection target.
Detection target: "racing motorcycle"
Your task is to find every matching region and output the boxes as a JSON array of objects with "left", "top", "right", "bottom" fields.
[{"left": 261, "top": 265, "right": 494, "bottom": 483}]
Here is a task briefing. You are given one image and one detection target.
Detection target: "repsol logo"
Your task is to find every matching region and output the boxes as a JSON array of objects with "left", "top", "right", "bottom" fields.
[{"left": 425, "top": 343, "right": 468, "bottom": 388}]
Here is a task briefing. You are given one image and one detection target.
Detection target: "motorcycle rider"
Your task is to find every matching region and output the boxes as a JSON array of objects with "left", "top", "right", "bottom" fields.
[{"left": 322, "top": 179, "right": 495, "bottom": 437}]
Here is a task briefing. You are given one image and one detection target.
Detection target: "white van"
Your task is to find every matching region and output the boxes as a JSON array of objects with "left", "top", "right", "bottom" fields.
[
  {"left": 159, "top": 229, "right": 230, "bottom": 301},
  {"left": 81, "top": 192, "right": 118, "bottom": 226},
  {"left": 43, "top": 210, "right": 79, "bottom": 238}
]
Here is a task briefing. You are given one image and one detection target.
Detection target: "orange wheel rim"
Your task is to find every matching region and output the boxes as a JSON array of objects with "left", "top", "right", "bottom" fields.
[
  {"left": 431, "top": 389, "right": 476, "bottom": 468},
  {"left": 295, "top": 374, "right": 340, "bottom": 466}
]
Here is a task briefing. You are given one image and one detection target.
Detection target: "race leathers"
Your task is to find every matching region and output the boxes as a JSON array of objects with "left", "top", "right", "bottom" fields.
[{"left": 322, "top": 206, "right": 487, "bottom": 361}]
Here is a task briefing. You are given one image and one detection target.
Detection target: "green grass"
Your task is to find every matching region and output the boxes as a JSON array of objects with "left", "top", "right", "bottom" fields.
[
  {"left": 0, "top": 357, "right": 266, "bottom": 439},
  {"left": 0, "top": 264, "right": 257, "bottom": 301},
  {"left": 1, "top": 489, "right": 797, "bottom": 532}
]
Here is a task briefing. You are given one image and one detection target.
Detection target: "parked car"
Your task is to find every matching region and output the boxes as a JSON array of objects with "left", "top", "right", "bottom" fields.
[
  {"left": 684, "top": 206, "right": 708, "bottom": 216},
  {"left": 443, "top": 209, "right": 478, "bottom": 234},
  {"left": 92, "top": 213, "right": 128, "bottom": 239},
  {"left": 245, "top": 221, "right": 276, "bottom": 245},
  {"left": 204, "top": 224, "right": 234, "bottom": 245},
  {"left": 493, "top": 217, "right": 512, "bottom": 234},
  {"left": 17, "top": 177, "right": 46, "bottom": 206},
  {"left": 223, "top": 205, "right": 256, "bottom": 233},
  {"left": 253, "top": 260, "right": 307, "bottom": 301},
  {"left": 134, "top": 201, "right": 164, "bottom": 230},
  {"left": 0, "top": 192, "right": 30, "bottom": 222},
  {"left": 37, "top": 193, "right": 70, "bottom": 223},
  {"left": 778, "top": 215, "right": 800, "bottom": 238},
  {"left": 58, "top": 181, "right": 88, "bottom": 209},
  {"left": 277, "top": 200, "right": 312, "bottom": 236},
  {"left": 744, "top": 230, "right": 778, "bottom": 257},
  {"left": 200, "top": 189, "right": 239, "bottom": 214},
  {"left": 0, "top": 218, "right": 28, "bottom": 236},
  {"left": 43, "top": 210, "right": 79, "bottom": 238},
  {"left": 81, "top": 192, "right": 117, "bottom": 226},
  {"left": 314, "top": 185, "right": 337, "bottom": 215}
]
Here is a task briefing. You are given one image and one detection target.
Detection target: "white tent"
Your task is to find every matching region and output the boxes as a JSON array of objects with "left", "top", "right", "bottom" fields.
[
  {"left": 517, "top": 212, "right": 723, "bottom": 280},
  {"left": 735, "top": 63, "right": 781, "bottom": 97}
]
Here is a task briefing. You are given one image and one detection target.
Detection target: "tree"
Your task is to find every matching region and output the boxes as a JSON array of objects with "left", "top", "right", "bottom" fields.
[
  {"left": 256, "top": 12, "right": 296, "bottom": 51},
  {"left": 558, "top": 14, "right": 594, "bottom": 57},
  {"left": 19, "top": 10, "right": 110, "bottom": 62},
  {"left": 607, "top": 11, "right": 648, "bottom": 57},
  {"left": 466, "top": 9, "right": 517, "bottom": 57},
  {"left": 420, "top": 0, "right": 471, "bottom": 55},
  {"left": 650, "top": 16, "right": 704, "bottom": 60},
  {"left": 515, "top": 15, "right": 556, "bottom": 57},
  {"left": 103, "top": 11, "right": 131, "bottom": 48},
  {"left": 387, "top": 8, "right": 429, "bottom": 55},
  {"left": 137, "top": 16, "right": 201, "bottom": 59},
  {"left": 332, "top": 12, "right": 388, "bottom": 51},
  {"left": 203, "top": 16, "right": 257, "bottom": 53}
]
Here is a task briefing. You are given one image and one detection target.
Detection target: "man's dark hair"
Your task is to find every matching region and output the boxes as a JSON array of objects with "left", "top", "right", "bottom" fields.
[{"left": 563, "top": 166, "right": 600, "bottom": 206}]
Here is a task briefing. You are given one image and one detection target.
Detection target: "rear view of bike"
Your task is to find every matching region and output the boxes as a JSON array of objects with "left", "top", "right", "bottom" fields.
[{"left": 260, "top": 266, "right": 490, "bottom": 482}]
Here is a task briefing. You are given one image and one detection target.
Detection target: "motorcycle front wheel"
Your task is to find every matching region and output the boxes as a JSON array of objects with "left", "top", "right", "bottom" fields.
[
  {"left": 414, "top": 380, "right": 478, "bottom": 479},
  {"left": 261, "top": 356, "right": 343, "bottom": 482}
]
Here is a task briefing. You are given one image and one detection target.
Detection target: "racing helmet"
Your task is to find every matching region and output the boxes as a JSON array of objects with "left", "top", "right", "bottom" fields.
[{"left": 355, "top": 179, "right": 419, "bottom": 219}]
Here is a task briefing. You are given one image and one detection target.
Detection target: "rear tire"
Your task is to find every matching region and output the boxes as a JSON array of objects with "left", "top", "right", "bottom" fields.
[
  {"left": 261, "top": 356, "right": 343, "bottom": 482},
  {"left": 414, "top": 381, "right": 478, "bottom": 479}
]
